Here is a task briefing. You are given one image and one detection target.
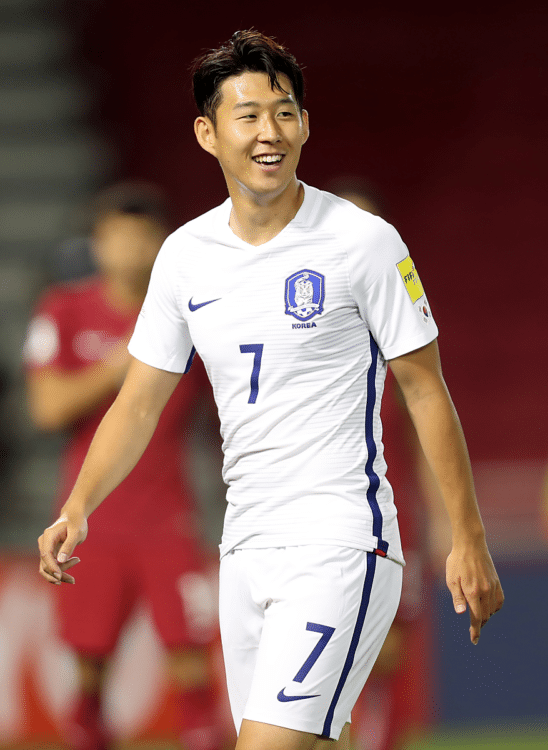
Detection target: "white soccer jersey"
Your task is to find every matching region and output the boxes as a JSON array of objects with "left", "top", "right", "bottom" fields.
[{"left": 129, "top": 183, "right": 438, "bottom": 565}]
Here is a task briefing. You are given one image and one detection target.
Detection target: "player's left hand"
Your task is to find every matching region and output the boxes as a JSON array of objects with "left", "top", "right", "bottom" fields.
[{"left": 446, "top": 537, "right": 504, "bottom": 645}]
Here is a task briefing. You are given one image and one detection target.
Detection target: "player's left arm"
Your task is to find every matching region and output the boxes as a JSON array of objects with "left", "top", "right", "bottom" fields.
[{"left": 388, "top": 339, "right": 504, "bottom": 645}]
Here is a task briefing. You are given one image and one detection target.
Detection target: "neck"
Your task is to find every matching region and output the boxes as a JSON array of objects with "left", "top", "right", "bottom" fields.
[{"left": 228, "top": 178, "right": 304, "bottom": 246}]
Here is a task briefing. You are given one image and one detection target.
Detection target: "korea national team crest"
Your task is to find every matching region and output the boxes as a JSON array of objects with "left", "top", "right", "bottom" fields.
[{"left": 285, "top": 269, "right": 325, "bottom": 322}]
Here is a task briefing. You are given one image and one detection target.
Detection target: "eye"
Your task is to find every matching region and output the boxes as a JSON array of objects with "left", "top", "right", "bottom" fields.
[
  {"left": 239, "top": 114, "right": 256, "bottom": 120},
  {"left": 278, "top": 111, "right": 294, "bottom": 118}
]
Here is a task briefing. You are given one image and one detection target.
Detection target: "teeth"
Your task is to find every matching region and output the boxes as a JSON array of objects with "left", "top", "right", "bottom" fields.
[{"left": 254, "top": 155, "right": 283, "bottom": 163}]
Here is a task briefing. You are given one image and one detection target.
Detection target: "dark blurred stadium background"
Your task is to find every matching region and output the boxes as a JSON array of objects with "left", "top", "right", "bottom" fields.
[{"left": 0, "top": 0, "right": 546, "bottom": 747}]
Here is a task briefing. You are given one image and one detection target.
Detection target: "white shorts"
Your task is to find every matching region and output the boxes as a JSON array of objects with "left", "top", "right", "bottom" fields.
[{"left": 219, "top": 545, "right": 402, "bottom": 740}]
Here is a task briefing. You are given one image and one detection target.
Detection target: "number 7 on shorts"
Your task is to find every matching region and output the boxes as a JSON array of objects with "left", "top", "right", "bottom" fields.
[
  {"left": 277, "top": 622, "right": 335, "bottom": 701},
  {"left": 294, "top": 622, "right": 336, "bottom": 683}
]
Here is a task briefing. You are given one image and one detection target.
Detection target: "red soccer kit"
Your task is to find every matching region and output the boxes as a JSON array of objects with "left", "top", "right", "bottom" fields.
[{"left": 25, "top": 277, "right": 218, "bottom": 656}]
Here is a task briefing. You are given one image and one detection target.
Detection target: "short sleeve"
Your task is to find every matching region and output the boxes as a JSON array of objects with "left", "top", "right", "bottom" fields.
[
  {"left": 128, "top": 235, "right": 195, "bottom": 373},
  {"left": 348, "top": 218, "right": 438, "bottom": 360}
]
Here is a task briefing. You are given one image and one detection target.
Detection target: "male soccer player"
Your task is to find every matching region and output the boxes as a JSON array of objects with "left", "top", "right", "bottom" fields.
[
  {"left": 38, "top": 31, "right": 504, "bottom": 750},
  {"left": 26, "top": 183, "right": 220, "bottom": 750}
]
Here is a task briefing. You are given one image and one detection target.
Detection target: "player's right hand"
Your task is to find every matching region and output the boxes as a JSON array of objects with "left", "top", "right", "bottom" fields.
[{"left": 38, "top": 514, "right": 88, "bottom": 585}]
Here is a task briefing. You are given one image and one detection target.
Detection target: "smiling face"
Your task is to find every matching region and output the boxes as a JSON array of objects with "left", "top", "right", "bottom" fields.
[{"left": 194, "top": 70, "right": 309, "bottom": 204}]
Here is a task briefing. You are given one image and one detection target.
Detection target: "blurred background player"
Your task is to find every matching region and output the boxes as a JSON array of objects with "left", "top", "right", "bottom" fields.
[
  {"left": 327, "top": 177, "right": 451, "bottom": 750},
  {"left": 24, "top": 182, "right": 223, "bottom": 750}
]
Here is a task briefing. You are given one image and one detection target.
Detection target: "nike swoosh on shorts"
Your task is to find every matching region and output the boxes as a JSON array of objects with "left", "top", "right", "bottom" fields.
[
  {"left": 277, "top": 688, "right": 320, "bottom": 702},
  {"left": 188, "top": 297, "right": 221, "bottom": 312}
]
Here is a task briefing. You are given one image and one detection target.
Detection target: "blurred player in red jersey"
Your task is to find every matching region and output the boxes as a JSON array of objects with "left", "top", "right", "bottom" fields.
[
  {"left": 24, "top": 183, "right": 223, "bottom": 750},
  {"left": 328, "top": 178, "right": 450, "bottom": 750}
]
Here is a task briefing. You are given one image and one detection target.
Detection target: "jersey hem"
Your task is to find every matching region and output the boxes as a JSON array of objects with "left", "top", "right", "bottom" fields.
[
  {"left": 220, "top": 538, "right": 405, "bottom": 567},
  {"left": 127, "top": 344, "right": 188, "bottom": 374},
  {"left": 383, "top": 328, "right": 438, "bottom": 361}
]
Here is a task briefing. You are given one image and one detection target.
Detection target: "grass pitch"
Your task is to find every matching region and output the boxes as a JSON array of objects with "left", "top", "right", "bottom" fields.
[{"left": 406, "top": 723, "right": 548, "bottom": 750}]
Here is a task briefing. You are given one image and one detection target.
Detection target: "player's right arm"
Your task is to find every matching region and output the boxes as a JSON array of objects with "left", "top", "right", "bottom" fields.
[{"left": 38, "top": 356, "right": 182, "bottom": 584}]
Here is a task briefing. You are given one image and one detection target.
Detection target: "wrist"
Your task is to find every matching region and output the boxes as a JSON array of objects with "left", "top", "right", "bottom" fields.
[
  {"left": 451, "top": 522, "right": 486, "bottom": 549},
  {"left": 60, "top": 497, "right": 91, "bottom": 521}
]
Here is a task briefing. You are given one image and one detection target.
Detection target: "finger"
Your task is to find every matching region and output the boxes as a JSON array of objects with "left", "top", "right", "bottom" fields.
[
  {"left": 39, "top": 556, "right": 80, "bottom": 583},
  {"left": 496, "top": 580, "right": 505, "bottom": 610},
  {"left": 59, "top": 557, "right": 80, "bottom": 584},
  {"left": 39, "top": 561, "right": 63, "bottom": 585},
  {"left": 38, "top": 529, "right": 66, "bottom": 580},
  {"left": 488, "top": 584, "right": 498, "bottom": 622},
  {"left": 492, "top": 579, "right": 505, "bottom": 614},
  {"left": 57, "top": 533, "right": 80, "bottom": 564},
  {"left": 480, "top": 586, "right": 492, "bottom": 628},
  {"left": 447, "top": 577, "right": 467, "bottom": 615},
  {"left": 483, "top": 576, "right": 503, "bottom": 625},
  {"left": 467, "top": 593, "right": 482, "bottom": 645},
  {"left": 60, "top": 557, "right": 80, "bottom": 572},
  {"left": 39, "top": 545, "right": 63, "bottom": 581}
]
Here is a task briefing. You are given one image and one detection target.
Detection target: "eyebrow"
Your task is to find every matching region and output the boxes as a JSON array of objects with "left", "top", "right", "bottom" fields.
[{"left": 233, "top": 97, "right": 296, "bottom": 111}]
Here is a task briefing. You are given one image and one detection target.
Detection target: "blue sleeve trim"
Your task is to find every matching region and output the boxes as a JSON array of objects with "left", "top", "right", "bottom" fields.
[
  {"left": 183, "top": 346, "right": 196, "bottom": 374},
  {"left": 364, "top": 334, "right": 389, "bottom": 554}
]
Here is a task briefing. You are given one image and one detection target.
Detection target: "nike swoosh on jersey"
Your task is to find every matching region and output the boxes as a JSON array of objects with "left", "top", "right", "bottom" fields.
[
  {"left": 277, "top": 688, "right": 320, "bottom": 702},
  {"left": 188, "top": 297, "right": 221, "bottom": 312}
]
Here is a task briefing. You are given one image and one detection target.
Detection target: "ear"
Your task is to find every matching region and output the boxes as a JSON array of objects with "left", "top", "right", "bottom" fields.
[
  {"left": 301, "top": 109, "right": 310, "bottom": 146},
  {"left": 194, "top": 116, "right": 217, "bottom": 156}
]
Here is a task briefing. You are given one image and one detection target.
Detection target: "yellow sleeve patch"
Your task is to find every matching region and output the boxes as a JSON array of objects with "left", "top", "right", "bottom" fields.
[{"left": 397, "top": 256, "right": 424, "bottom": 304}]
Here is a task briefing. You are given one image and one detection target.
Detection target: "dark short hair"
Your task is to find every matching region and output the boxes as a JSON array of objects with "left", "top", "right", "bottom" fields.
[
  {"left": 91, "top": 181, "right": 170, "bottom": 228},
  {"left": 191, "top": 30, "right": 305, "bottom": 127}
]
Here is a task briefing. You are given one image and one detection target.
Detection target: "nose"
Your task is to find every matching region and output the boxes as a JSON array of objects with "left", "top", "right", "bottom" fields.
[{"left": 258, "top": 114, "right": 282, "bottom": 143}]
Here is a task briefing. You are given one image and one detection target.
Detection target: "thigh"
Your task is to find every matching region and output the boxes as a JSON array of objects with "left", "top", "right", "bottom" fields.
[
  {"left": 219, "top": 548, "right": 267, "bottom": 732},
  {"left": 57, "top": 540, "right": 136, "bottom": 657},
  {"left": 221, "top": 547, "right": 402, "bottom": 741},
  {"left": 235, "top": 718, "right": 351, "bottom": 750}
]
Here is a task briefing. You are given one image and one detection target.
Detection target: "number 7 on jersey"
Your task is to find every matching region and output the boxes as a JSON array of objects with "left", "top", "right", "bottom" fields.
[{"left": 239, "top": 344, "right": 264, "bottom": 404}]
